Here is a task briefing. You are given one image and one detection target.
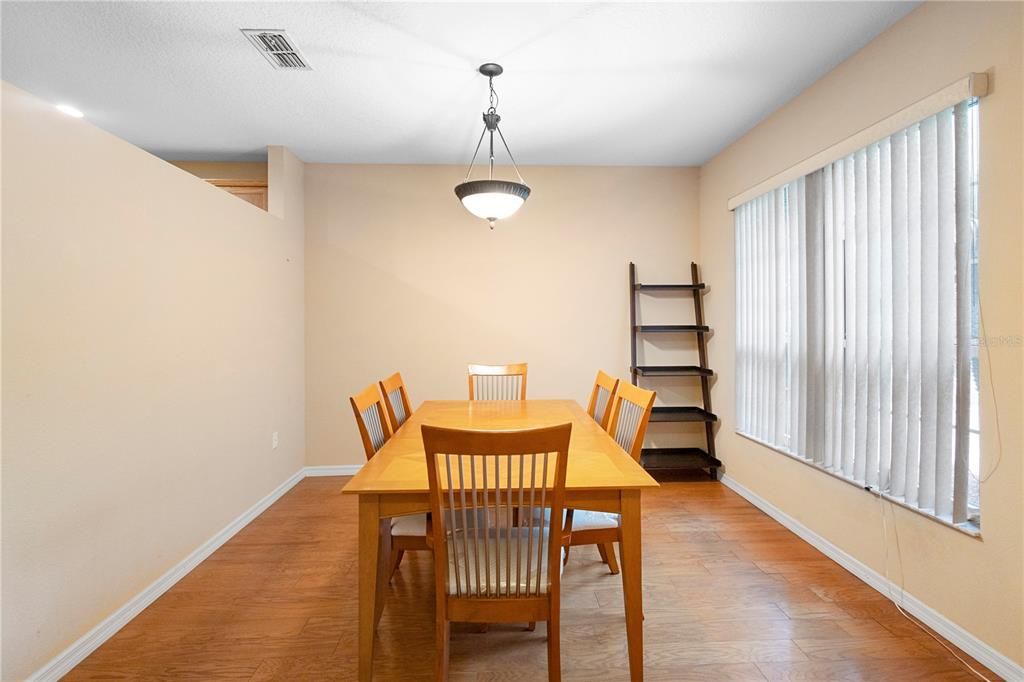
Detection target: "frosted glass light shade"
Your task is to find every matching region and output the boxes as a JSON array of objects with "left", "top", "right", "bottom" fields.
[{"left": 455, "top": 180, "right": 531, "bottom": 224}]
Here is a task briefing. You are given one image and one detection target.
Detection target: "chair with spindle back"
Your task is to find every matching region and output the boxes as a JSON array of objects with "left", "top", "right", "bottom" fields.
[
  {"left": 350, "top": 383, "right": 393, "bottom": 460},
  {"left": 379, "top": 371, "right": 413, "bottom": 432},
  {"left": 423, "top": 423, "right": 572, "bottom": 682},
  {"left": 558, "top": 369, "right": 620, "bottom": 569},
  {"left": 565, "top": 382, "right": 655, "bottom": 575},
  {"left": 350, "top": 382, "right": 430, "bottom": 578},
  {"left": 467, "top": 363, "right": 528, "bottom": 400},
  {"left": 586, "top": 370, "right": 620, "bottom": 430}
]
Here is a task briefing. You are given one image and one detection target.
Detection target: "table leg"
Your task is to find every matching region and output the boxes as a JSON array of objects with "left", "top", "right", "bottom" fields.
[
  {"left": 619, "top": 490, "right": 644, "bottom": 681},
  {"left": 375, "top": 517, "right": 392, "bottom": 627},
  {"left": 359, "top": 495, "right": 386, "bottom": 682}
]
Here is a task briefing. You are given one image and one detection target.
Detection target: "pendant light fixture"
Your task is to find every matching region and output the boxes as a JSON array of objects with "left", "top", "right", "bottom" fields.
[{"left": 455, "top": 63, "right": 530, "bottom": 229}]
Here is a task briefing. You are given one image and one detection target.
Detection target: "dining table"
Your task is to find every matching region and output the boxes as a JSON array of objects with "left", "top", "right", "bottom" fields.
[{"left": 342, "top": 398, "right": 660, "bottom": 681}]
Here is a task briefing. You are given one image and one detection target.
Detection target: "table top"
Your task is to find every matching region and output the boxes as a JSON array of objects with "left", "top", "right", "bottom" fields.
[{"left": 342, "top": 400, "right": 659, "bottom": 495}]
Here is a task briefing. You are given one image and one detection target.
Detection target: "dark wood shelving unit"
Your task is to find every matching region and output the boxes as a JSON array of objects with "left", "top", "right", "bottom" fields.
[{"left": 629, "top": 262, "right": 721, "bottom": 479}]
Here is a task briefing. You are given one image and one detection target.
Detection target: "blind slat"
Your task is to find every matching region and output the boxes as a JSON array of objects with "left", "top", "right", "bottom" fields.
[
  {"left": 865, "top": 144, "right": 882, "bottom": 488},
  {"left": 918, "top": 114, "right": 940, "bottom": 512},
  {"left": 905, "top": 123, "right": 923, "bottom": 506},
  {"left": 878, "top": 137, "right": 894, "bottom": 490},
  {"left": 952, "top": 101, "right": 972, "bottom": 524},
  {"left": 794, "top": 179, "right": 807, "bottom": 456},
  {"left": 828, "top": 164, "right": 845, "bottom": 472},
  {"left": 934, "top": 107, "right": 957, "bottom": 519},
  {"left": 890, "top": 132, "right": 910, "bottom": 497},
  {"left": 773, "top": 189, "right": 785, "bottom": 446},
  {"left": 822, "top": 164, "right": 838, "bottom": 471},
  {"left": 842, "top": 158, "right": 857, "bottom": 479},
  {"left": 804, "top": 175, "right": 824, "bottom": 463}
]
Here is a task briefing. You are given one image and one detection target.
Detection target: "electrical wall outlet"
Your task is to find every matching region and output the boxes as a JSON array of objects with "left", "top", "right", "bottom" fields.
[{"left": 272, "top": 431, "right": 279, "bottom": 449}]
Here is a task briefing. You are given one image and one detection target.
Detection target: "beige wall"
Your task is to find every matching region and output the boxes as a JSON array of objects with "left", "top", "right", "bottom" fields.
[
  {"left": 305, "top": 164, "right": 703, "bottom": 466},
  {"left": 698, "top": 1, "right": 1023, "bottom": 666},
  {"left": 168, "top": 160, "right": 267, "bottom": 182},
  {"left": 0, "top": 83, "right": 306, "bottom": 679}
]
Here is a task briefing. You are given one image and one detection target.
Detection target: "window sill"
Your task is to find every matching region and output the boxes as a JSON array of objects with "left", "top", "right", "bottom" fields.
[{"left": 734, "top": 430, "right": 983, "bottom": 539}]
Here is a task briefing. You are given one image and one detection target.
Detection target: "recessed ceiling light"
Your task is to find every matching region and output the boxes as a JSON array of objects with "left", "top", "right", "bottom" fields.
[{"left": 55, "top": 104, "right": 84, "bottom": 118}]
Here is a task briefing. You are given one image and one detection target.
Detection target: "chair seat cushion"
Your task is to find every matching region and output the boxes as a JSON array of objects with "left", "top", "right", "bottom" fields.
[
  {"left": 446, "top": 527, "right": 564, "bottom": 596},
  {"left": 391, "top": 510, "right": 493, "bottom": 537},
  {"left": 571, "top": 510, "right": 620, "bottom": 531},
  {"left": 391, "top": 514, "right": 427, "bottom": 537}
]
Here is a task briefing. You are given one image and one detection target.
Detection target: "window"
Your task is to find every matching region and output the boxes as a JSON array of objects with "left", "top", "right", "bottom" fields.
[{"left": 735, "top": 99, "right": 980, "bottom": 527}]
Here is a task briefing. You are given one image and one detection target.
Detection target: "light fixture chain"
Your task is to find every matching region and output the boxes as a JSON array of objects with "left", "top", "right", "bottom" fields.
[{"left": 488, "top": 76, "right": 499, "bottom": 112}]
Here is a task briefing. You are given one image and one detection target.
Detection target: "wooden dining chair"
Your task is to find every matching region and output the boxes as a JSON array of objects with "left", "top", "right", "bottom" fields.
[
  {"left": 565, "top": 382, "right": 655, "bottom": 575},
  {"left": 379, "top": 371, "right": 413, "bottom": 432},
  {"left": 349, "top": 383, "right": 393, "bottom": 460},
  {"left": 423, "top": 422, "right": 572, "bottom": 682},
  {"left": 350, "top": 382, "right": 429, "bottom": 578},
  {"left": 586, "top": 370, "right": 620, "bottom": 429},
  {"left": 467, "top": 363, "right": 528, "bottom": 400}
]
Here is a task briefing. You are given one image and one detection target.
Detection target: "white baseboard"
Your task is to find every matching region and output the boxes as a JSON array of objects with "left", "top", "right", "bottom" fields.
[
  {"left": 304, "top": 464, "right": 362, "bottom": 476},
  {"left": 29, "top": 468, "right": 307, "bottom": 682},
  {"left": 720, "top": 474, "right": 1023, "bottom": 681}
]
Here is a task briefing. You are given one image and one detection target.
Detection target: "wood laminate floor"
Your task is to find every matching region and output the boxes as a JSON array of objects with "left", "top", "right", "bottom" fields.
[{"left": 66, "top": 477, "right": 998, "bottom": 681}]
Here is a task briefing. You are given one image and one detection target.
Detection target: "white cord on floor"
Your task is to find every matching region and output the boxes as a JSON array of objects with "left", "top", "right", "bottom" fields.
[{"left": 873, "top": 487, "right": 993, "bottom": 681}]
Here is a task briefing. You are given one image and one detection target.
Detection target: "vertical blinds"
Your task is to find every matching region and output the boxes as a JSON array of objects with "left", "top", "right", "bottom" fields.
[{"left": 735, "top": 100, "right": 976, "bottom": 524}]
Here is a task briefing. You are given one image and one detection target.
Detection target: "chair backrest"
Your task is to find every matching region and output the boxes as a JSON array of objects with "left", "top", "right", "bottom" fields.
[
  {"left": 605, "top": 382, "right": 656, "bottom": 461},
  {"left": 349, "top": 383, "right": 393, "bottom": 460},
  {"left": 467, "top": 363, "right": 528, "bottom": 400},
  {"left": 379, "top": 371, "right": 412, "bottom": 431},
  {"left": 586, "top": 370, "right": 620, "bottom": 429},
  {"left": 422, "top": 423, "right": 571, "bottom": 599}
]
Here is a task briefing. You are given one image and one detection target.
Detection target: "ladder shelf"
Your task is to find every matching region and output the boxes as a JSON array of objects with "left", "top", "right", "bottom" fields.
[{"left": 629, "top": 261, "right": 720, "bottom": 479}]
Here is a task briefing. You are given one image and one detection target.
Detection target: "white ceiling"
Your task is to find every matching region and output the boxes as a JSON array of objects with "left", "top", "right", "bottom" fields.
[{"left": 1, "top": 2, "right": 917, "bottom": 165}]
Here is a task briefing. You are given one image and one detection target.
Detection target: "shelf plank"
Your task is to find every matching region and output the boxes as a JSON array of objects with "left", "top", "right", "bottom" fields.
[
  {"left": 640, "top": 447, "right": 723, "bottom": 470},
  {"left": 634, "top": 324, "right": 711, "bottom": 333},
  {"left": 634, "top": 283, "right": 706, "bottom": 291},
  {"left": 631, "top": 365, "right": 713, "bottom": 377},
  {"left": 650, "top": 406, "right": 718, "bottom": 423}
]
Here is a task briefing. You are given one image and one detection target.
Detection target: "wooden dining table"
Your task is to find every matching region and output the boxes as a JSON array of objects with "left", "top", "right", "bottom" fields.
[{"left": 342, "top": 399, "right": 659, "bottom": 681}]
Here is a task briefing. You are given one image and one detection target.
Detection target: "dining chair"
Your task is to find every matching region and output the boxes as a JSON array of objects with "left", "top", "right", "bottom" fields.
[
  {"left": 565, "top": 381, "right": 655, "bottom": 575},
  {"left": 586, "top": 370, "right": 620, "bottom": 430},
  {"left": 379, "top": 371, "right": 413, "bottom": 432},
  {"left": 350, "top": 382, "right": 429, "bottom": 578},
  {"left": 349, "top": 382, "right": 393, "bottom": 460},
  {"left": 467, "top": 362, "right": 528, "bottom": 400},
  {"left": 422, "top": 422, "right": 572, "bottom": 682}
]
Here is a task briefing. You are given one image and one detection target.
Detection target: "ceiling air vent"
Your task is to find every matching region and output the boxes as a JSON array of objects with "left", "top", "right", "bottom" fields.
[{"left": 241, "top": 29, "right": 311, "bottom": 70}]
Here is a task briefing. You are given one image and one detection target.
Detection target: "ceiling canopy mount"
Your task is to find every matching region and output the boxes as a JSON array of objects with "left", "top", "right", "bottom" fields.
[{"left": 478, "top": 62, "right": 503, "bottom": 78}]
